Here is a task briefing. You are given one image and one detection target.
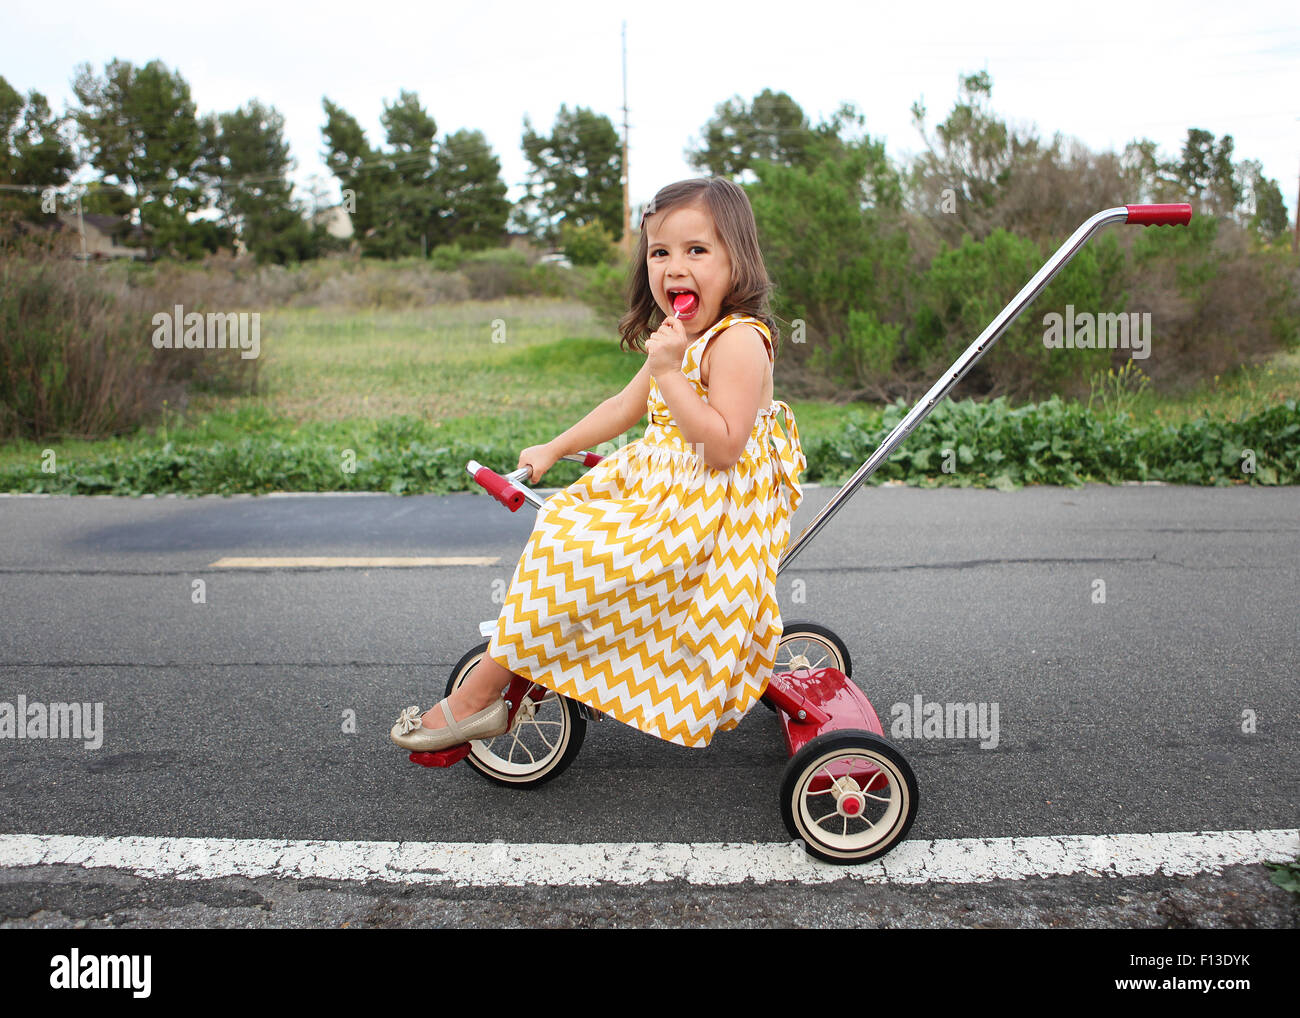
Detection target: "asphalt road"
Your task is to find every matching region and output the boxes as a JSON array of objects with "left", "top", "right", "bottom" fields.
[{"left": 1, "top": 484, "right": 1297, "bottom": 927}]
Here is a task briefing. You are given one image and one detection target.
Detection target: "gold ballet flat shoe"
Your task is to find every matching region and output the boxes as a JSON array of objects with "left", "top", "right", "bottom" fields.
[{"left": 389, "top": 699, "right": 510, "bottom": 751}]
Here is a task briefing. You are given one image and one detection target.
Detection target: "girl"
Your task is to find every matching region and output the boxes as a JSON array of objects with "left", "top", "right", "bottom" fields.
[{"left": 391, "top": 176, "right": 805, "bottom": 751}]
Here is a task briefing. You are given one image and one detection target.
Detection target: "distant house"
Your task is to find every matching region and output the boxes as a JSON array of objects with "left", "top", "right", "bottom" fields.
[
  {"left": 56, "top": 211, "right": 151, "bottom": 260},
  {"left": 312, "top": 205, "right": 354, "bottom": 240}
]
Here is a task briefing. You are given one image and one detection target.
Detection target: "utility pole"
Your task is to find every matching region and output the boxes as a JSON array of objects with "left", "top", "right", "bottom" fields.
[
  {"left": 621, "top": 20, "right": 632, "bottom": 257},
  {"left": 1293, "top": 154, "right": 1298, "bottom": 255},
  {"left": 76, "top": 191, "right": 87, "bottom": 267}
]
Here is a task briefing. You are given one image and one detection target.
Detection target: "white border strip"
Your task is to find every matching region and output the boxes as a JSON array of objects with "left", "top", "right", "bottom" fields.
[{"left": 1, "top": 830, "right": 1294, "bottom": 887}]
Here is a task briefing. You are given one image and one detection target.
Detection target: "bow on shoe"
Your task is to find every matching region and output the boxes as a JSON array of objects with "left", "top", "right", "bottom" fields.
[{"left": 394, "top": 705, "right": 423, "bottom": 735}]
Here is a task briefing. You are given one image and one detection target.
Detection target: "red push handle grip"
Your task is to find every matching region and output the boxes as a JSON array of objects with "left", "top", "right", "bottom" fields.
[
  {"left": 472, "top": 465, "right": 525, "bottom": 512},
  {"left": 1125, "top": 203, "right": 1192, "bottom": 226}
]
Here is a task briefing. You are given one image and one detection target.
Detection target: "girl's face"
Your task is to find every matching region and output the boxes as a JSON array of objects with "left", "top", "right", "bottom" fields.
[{"left": 645, "top": 203, "right": 733, "bottom": 340}]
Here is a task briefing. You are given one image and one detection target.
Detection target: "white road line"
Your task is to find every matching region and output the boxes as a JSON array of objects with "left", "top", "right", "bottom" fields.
[
  {"left": 208, "top": 556, "right": 498, "bottom": 568},
  {"left": 1, "top": 830, "right": 1294, "bottom": 888}
]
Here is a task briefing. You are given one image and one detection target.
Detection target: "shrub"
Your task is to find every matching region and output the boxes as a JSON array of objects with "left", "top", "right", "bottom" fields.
[
  {"left": 560, "top": 220, "right": 619, "bottom": 266},
  {"left": 911, "top": 229, "right": 1125, "bottom": 401},
  {"left": 460, "top": 248, "right": 531, "bottom": 299},
  {"left": 577, "top": 262, "right": 629, "bottom": 331},
  {"left": 0, "top": 236, "right": 259, "bottom": 441},
  {"left": 429, "top": 244, "right": 465, "bottom": 272}
]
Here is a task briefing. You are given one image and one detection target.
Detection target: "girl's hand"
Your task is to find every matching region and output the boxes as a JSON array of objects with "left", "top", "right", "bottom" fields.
[
  {"left": 645, "top": 315, "right": 690, "bottom": 378},
  {"left": 517, "top": 442, "right": 561, "bottom": 484}
]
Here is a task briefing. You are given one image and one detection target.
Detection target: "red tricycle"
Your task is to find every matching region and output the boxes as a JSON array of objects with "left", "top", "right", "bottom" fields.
[{"left": 409, "top": 203, "right": 1193, "bottom": 864}]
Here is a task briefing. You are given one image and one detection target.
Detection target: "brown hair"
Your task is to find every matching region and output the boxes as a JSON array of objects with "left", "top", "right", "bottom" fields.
[{"left": 617, "top": 177, "right": 779, "bottom": 354}]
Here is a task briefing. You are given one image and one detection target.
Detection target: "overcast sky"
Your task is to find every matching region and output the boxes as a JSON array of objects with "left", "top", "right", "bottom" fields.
[{"left": 4, "top": 0, "right": 1297, "bottom": 223}]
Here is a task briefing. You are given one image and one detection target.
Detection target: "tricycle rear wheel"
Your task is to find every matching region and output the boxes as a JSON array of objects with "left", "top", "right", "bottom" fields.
[{"left": 780, "top": 730, "right": 918, "bottom": 864}]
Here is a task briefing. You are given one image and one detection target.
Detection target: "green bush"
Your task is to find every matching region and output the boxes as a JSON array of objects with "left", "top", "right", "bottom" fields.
[
  {"left": 525, "top": 262, "right": 583, "bottom": 299},
  {"left": 429, "top": 243, "right": 465, "bottom": 271},
  {"left": 802, "top": 395, "right": 1299, "bottom": 489},
  {"left": 4, "top": 397, "right": 1295, "bottom": 494},
  {"left": 810, "top": 309, "right": 901, "bottom": 382},
  {"left": 560, "top": 220, "right": 619, "bottom": 266},
  {"left": 577, "top": 263, "right": 629, "bottom": 331},
  {"left": 911, "top": 230, "right": 1126, "bottom": 400}
]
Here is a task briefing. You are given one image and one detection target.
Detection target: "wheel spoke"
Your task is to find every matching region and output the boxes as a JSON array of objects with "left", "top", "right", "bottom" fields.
[
  {"left": 529, "top": 723, "right": 560, "bottom": 752},
  {"left": 511, "top": 716, "right": 558, "bottom": 753},
  {"left": 506, "top": 730, "right": 537, "bottom": 764},
  {"left": 776, "top": 632, "right": 846, "bottom": 675},
  {"left": 454, "top": 657, "right": 584, "bottom": 781},
  {"left": 791, "top": 742, "right": 914, "bottom": 860}
]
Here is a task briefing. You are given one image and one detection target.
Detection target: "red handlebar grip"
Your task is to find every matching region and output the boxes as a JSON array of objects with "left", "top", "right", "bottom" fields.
[
  {"left": 1125, "top": 203, "right": 1192, "bottom": 226},
  {"left": 581, "top": 451, "right": 603, "bottom": 467},
  {"left": 473, "top": 466, "right": 525, "bottom": 512}
]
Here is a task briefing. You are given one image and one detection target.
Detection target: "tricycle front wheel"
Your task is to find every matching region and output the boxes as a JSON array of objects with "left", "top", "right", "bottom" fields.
[
  {"left": 445, "top": 641, "right": 585, "bottom": 788},
  {"left": 776, "top": 621, "right": 852, "bottom": 677}
]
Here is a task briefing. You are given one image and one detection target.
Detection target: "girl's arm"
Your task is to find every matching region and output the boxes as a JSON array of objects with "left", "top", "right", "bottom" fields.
[
  {"left": 518, "top": 362, "right": 650, "bottom": 482},
  {"left": 549, "top": 374, "right": 648, "bottom": 457},
  {"left": 653, "top": 323, "right": 768, "bottom": 471}
]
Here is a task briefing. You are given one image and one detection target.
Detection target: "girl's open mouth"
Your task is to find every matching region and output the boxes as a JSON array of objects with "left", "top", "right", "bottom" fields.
[{"left": 668, "top": 289, "right": 699, "bottom": 318}]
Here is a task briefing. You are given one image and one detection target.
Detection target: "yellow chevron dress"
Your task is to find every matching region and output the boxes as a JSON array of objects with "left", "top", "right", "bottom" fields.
[{"left": 485, "top": 313, "right": 806, "bottom": 748}]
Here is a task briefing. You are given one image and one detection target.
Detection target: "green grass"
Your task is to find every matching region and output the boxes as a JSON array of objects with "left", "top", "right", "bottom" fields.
[
  {"left": 2, "top": 298, "right": 1297, "bottom": 494},
  {"left": 238, "top": 299, "right": 640, "bottom": 424}
]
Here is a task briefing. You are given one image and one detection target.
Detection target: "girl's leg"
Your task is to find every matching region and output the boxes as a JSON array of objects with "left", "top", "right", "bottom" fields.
[{"left": 421, "top": 652, "right": 516, "bottom": 731}]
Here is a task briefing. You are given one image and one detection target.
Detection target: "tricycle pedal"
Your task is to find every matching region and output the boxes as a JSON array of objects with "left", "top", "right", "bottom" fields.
[{"left": 408, "top": 745, "right": 473, "bottom": 768}]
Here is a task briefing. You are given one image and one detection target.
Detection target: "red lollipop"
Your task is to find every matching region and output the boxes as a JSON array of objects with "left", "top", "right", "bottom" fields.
[{"left": 672, "top": 292, "right": 698, "bottom": 318}]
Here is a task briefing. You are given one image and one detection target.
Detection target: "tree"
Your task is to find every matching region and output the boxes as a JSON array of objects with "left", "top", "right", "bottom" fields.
[
  {"left": 71, "top": 59, "right": 214, "bottom": 258},
  {"left": 382, "top": 89, "right": 437, "bottom": 157},
  {"left": 687, "top": 89, "right": 815, "bottom": 178},
  {"left": 516, "top": 105, "right": 622, "bottom": 244},
  {"left": 322, "top": 97, "right": 394, "bottom": 257},
  {"left": 745, "top": 122, "right": 910, "bottom": 397},
  {"left": 1176, "top": 128, "right": 1241, "bottom": 217},
  {"left": 0, "top": 77, "right": 78, "bottom": 226},
  {"left": 1119, "top": 138, "right": 1186, "bottom": 204},
  {"left": 1234, "top": 158, "right": 1289, "bottom": 243},
  {"left": 432, "top": 128, "right": 509, "bottom": 249},
  {"left": 373, "top": 89, "right": 438, "bottom": 256},
  {"left": 908, "top": 71, "right": 1040, "bottom": 244},
  {"left": 201, "top": 100, "right": 320, "bottom": 263},
  {"left": 322, "top": 91, "right": 509, "bottom": 257}
]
